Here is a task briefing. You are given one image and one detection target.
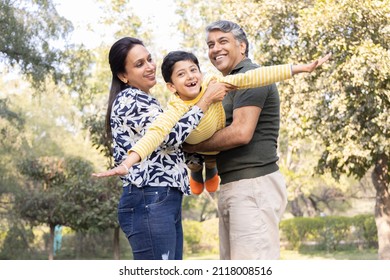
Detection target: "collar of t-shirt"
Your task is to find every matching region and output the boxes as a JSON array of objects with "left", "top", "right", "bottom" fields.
[{"left": 229, "top": 57, "right": 253, "bottom": 75}]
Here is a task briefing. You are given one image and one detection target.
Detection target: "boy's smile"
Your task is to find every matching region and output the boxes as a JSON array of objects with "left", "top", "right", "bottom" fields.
[{"left": 167, "top": 60, "right": 203, "bottom": 101}]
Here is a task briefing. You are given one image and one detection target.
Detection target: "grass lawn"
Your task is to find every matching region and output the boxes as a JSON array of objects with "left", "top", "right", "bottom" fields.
[
  {"left": 185, "top": 248, "right": 378, "bottom": 260},
  {"left": 280, "top": 248, "right": 378, "bottom": 260}
]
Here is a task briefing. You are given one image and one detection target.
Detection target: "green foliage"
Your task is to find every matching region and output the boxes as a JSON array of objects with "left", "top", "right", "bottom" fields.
[
  {"left": 85, "top": 113, "right": 113, "bottom": 160},
  {"left": 183, "top": 218, "right": 219, "bottom": 256},
  {"left": 0, "top": 224, "right": 36, "bottom": 259},
  {"left": 0, "top": 0, "right": 73, "bottom": 89},
  {"left": 174, "top": 0, "right": 227, "bottom": 71},
  {"left": 215, "top": 0, "right": 390, "bottom": 182},
  {"left": 297, "top": 0, "right": 390, "bottom": 180},
  {"left": 0, "top": 97, "right": 25, "bottom": 156},
  {"left": 15, "top": 156, "right": 119, "bottom": 231},
  {"left": 58, "top": 47, "right": 94, "bottom": 108},
  {"left": 0, "top": 98, "right": 26, "bottom": 194},
  {"left": 52, "top": 228, "right": 126, "bottom": 260},
  {"left": 320, "top": 216, "right": 352, "bottom": 251},
  {"left": 198, "top": 218, "right": 219, "bottom": 254},
  {"left": 182, "top": 192, "right": 219, "bottom": 221},
  {"left": 0, "top": 98, "right": 24, "bottom": 130},
  {"left": 352, "top": 214, "right": 378, "bottom": 247},
  {"left": 98, "top": 0, "right": 149, "bottom": 42},
  {"left": 60, "top": 176, "right": 120, "bottom": 231},
  {"left": 0, "top": 226, "right": 131, "bottom": 260},
  {"left": 183, "top": 219, "right": 203, "bottom": 254},
  {"left": 280, "top": 215, "right": 378, "bottom": 251}
]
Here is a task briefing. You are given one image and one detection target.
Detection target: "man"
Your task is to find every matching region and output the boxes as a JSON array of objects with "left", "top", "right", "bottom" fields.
[{"left": 185, "top": 20, "right": 288, "bottom": 260}]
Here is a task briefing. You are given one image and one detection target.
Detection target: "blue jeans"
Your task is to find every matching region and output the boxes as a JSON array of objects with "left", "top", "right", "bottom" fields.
[{"left": 118, "top": 185, "right": 183, "bottom": 260}]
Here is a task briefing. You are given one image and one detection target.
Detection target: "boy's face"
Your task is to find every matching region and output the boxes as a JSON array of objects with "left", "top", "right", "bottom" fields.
[{"left": 167, "top": 60, "right": 203, "bottom": 101}]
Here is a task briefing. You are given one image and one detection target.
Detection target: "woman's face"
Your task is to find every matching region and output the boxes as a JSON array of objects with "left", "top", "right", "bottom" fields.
[{"left": 119, "top": 44, "right": 157, "bottom": 93}]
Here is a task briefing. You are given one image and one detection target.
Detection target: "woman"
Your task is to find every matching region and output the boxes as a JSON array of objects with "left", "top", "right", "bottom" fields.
[{"left": 98, "top": 37, "right": 231, "bottom": 260}]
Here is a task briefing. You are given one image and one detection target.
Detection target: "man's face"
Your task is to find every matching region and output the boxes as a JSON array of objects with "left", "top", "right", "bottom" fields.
[{"left": 206, "top": 30, "right": 246, "bottom": 76}]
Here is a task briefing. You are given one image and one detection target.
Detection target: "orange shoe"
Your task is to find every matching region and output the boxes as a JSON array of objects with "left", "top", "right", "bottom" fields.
[
  {"left": 205, "top": 173, "right": 220, "bottom": 193},
  {"left": 190, "top": 176, "right": 204, "bottom": 195}
]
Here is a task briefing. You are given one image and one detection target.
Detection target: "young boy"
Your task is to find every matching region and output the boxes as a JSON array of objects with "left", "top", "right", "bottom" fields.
[{"left": 93, "top": 51, "right": 331, "bottom": 195}]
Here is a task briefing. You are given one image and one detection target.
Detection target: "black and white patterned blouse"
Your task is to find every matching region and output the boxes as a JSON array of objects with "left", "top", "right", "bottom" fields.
[{"left": 110, "top": 86, "right": 203, "bottom": 195}]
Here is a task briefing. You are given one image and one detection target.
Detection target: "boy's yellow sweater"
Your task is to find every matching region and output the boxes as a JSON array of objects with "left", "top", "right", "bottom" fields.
[{"left": 130, "top": 64, "right": 292, "bottom": 159}]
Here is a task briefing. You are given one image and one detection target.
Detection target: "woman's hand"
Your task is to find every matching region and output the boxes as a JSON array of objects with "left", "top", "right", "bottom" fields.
[
  {"left": 92, "top": 151, "right": 141, "bottom": 178},
  {"left": 92, "top": 164, "right": 128, "bottom": 178}
]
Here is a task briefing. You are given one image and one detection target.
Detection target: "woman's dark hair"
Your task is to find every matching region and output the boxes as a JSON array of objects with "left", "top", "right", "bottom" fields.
[
  {"left": 105, "top": 37, "right": 144, "bottom": 137},
  {"left": 161, "top": 51, "right": 200, "bottom": 83}
]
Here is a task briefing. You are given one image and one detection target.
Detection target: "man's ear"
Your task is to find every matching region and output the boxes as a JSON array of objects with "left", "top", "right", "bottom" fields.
[
  {"left": 240, "top": 41, "right": 247, "bottom": 56},
  {"left": 166, "top": 82, "right": 177, "bottom": 93}
]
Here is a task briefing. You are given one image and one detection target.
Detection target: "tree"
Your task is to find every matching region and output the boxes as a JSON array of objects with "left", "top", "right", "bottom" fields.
[
  {"left": 0, "top": 97, "right": 25, "bottom": 195},
  {"left": 1, "top": 0, "right": 136, "bottom": 260},
  {"left": 226, "top": 0, "right": 389, "bottom": 259},
  {"left": 175, "top": 0, "right": 225, "bottom": 69},
  {"left": 0, "top": 77, "right": 119, "bottom": 259},
  {"left": 85, "top": 112, "right": 124, "bottom": 259},
  {"left": 16, "top": 156, "right": 119, "bottom": 260},
  {"left": 183, "top": 191, "right": 219, "bottom": 222},
  {"left": 0, "top": 0, "right": 73, "bottom": 89},
  {"left": 296, "top": 0, "right": 389, "bottom": 260}
]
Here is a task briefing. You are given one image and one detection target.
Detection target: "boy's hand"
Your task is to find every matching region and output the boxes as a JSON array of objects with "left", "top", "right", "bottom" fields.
[
  {"left": 305, "top": 52, "right": 332, "bottom": 73},
  {"left": 183, "top": 142, "right": 197, "bottom": 154},
  {"left": 204, "top": 80, "right": 237, "bottom": 103},
  {"left": 292, "top": 53, "right": 332, "bottom": 75}
]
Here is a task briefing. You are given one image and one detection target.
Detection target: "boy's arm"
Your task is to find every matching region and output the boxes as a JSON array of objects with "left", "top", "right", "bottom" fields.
[
  {"left": 92, "top": 96, "right": 197, "bottom": 178},
  {"left": 129, "top": 81, "right": 233, "bottom": 161},
  {"left": 220, "top": 53, "right": 332, "bottom": 88},
  {"left": 220, "top": 64, "right": 292, "bottom": 89},
  {"left": 130, "top": 95, "right": 191, "bottom": 160}
]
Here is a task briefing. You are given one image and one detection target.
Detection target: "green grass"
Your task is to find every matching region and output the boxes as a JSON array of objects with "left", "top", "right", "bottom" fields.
[
  {"left": 185, "top": 248, "right": 378, "bottom": 260},
  {"left": 281, "top": 248, "right": 378, "bottom": 260}
]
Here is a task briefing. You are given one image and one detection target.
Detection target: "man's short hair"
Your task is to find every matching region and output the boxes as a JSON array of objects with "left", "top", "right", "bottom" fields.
[{"left": 206, "top": 20, "right": 249, "bottom": 57}]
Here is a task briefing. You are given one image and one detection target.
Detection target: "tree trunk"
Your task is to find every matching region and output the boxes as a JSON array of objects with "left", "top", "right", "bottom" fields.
[
  {"left": 48, "top": 224, "right": 54, "bottom": 260},
  {"left": 372, "top": 153, "right": 390, "bottom": 260},
  {"left": 290, "top": 198, "right": 303, "bottom": 217},
  {"left": 113, "top": 226, "right": 120, "bottom": 260}
]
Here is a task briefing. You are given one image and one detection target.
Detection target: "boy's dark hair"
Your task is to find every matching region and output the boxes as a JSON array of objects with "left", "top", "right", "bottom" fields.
[{"left": 161, "top": 51, "right": 200, "bottom": 83}]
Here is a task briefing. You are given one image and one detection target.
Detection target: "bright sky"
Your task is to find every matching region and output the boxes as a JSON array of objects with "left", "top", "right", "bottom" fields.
[{"left": 54, "top": 0, "right": 180, "bottom": 49}]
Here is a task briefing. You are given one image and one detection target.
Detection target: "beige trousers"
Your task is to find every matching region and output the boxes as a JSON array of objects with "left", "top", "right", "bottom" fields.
[{"left": 218, "top": 170, "right": 287, "bottom": 260}]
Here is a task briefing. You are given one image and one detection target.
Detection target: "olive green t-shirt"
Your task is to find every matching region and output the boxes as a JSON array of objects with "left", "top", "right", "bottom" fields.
[{"left": 216, "top": 58, "right": 280, "bottom": 184}]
